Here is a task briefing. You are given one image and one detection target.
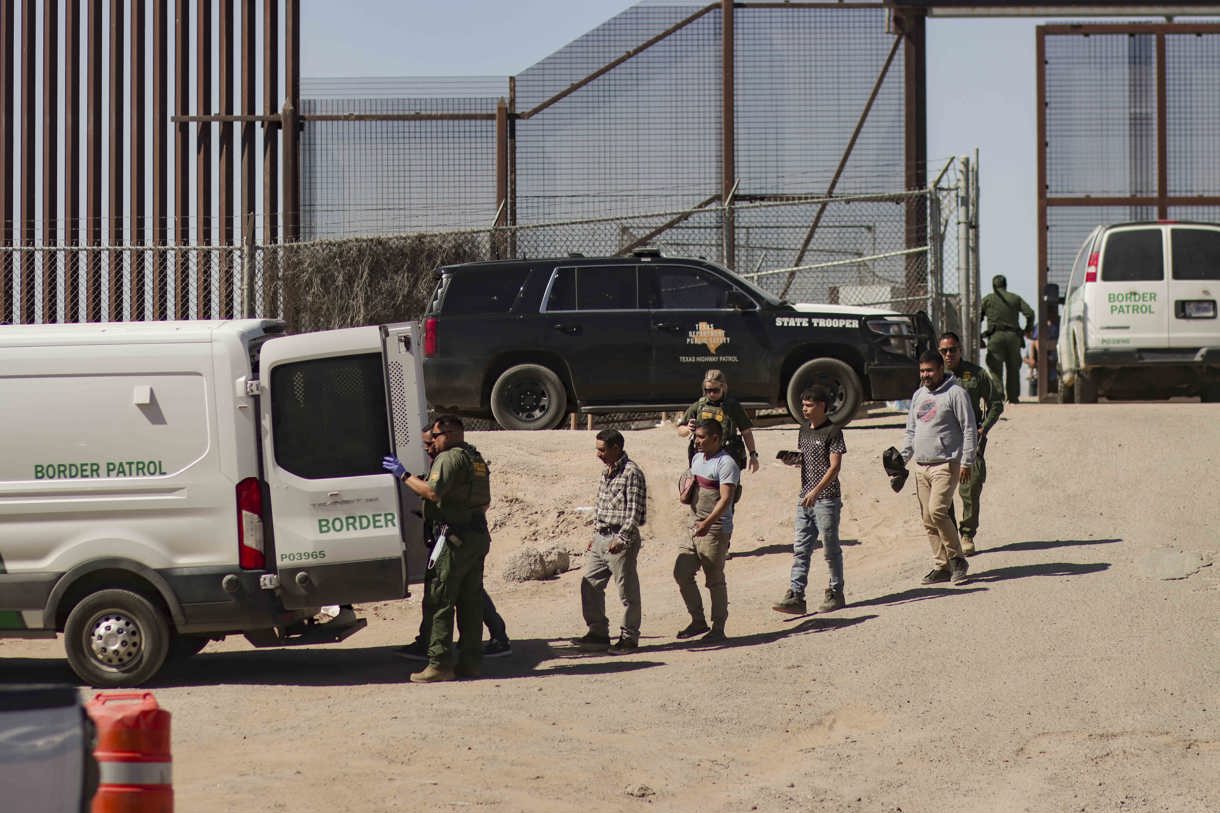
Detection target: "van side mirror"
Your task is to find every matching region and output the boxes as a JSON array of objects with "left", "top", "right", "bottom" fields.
[{"left": 1042, "top": 283, "right": 1064, "bottom": 307}]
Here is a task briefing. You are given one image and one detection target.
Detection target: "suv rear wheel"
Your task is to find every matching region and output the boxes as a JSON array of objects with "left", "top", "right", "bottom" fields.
[
  {"left": 490, "top": 364, "right": 568, "bottom": 430},
  {"left": 786, "top": 358, "right": 862, "bottom": 427},
  {"left": 64, "top": 589, "right": 171, "bottom": 687}
]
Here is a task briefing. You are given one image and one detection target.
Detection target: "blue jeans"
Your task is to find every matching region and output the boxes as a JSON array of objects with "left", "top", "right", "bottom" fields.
[{"left": 790, "top": 498, "right": 843, "bottom": 595}]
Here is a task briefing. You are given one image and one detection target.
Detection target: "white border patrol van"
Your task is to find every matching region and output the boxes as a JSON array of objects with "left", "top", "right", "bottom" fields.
[
  {"left": 0, "top": 320, "right": 430, "bottom": 687},
  {"left": 1055, "top": 221, "right": 1220, "bottom": 403}
]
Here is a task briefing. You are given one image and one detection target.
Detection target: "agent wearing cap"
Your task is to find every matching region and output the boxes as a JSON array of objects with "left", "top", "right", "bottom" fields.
[{"left": 979, "top": 274, "right": 1035, "bottom": 403}]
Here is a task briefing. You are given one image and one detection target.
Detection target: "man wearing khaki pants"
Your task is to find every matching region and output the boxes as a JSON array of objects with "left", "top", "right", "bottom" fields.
[{"left": 901, "top": 349, "right": 977, "bottom": 585}]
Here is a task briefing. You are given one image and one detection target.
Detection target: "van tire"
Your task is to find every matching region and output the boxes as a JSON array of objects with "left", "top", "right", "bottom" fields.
[
  {"left": 64, "top": 589, "right": 171, "bottom": 688},
  {"left": 1057, "top": 378, "right": 1074, "bottom": 404},
  {"left": 490, "top": 364, "right": 568, "bottom": 430},
  {"left": 786, "top": 358, "right": 862, "bottom": 427},
  {"left": 1074, "top": 371, "right": 1098, "bottom": 404}
]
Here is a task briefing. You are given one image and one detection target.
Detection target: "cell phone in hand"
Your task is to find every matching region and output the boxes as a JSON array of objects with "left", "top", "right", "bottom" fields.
[{"left": 776, "top": 450, "right": 802, "bottom": 466}]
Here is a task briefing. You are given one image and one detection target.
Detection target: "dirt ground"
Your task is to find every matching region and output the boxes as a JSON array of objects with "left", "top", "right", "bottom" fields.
[{"left": 3, "top": 403, "right": 1218, "bottom": 812}]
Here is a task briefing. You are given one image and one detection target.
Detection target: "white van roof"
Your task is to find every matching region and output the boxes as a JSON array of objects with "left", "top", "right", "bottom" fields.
[{"left": 0, "top": 319, "right": 284, "bottom": 348}]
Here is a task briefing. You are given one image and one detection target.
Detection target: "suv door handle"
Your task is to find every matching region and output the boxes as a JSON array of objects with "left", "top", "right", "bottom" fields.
[
  {"left": 552, "top": 323, "right": 581, "bottom": 336},
  {"left": 652, "top": 321, "right": 684, "bottom": 334}
]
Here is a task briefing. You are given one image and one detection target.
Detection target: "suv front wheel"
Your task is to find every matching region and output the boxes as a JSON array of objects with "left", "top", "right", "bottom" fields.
[{"left": 490, "top": 364, "right": 569, "bottom": 430}]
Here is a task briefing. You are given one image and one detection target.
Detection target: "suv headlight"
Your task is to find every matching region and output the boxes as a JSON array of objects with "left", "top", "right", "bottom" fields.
[{"left": 865, "top": 316, "right": 917, "bottom": 358}]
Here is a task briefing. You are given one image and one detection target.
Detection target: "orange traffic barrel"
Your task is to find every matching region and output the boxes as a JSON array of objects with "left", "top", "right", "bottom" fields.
[{"left": 85, "top": 692, "right": 173, "bottom": 813}]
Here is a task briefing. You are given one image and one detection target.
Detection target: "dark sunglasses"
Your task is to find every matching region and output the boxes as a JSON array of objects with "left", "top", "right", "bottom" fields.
[
  {"left": 703, "top": 387, "right": 722, "bottom": 394},
  {"left": 939, "top": 346, "right": 960, "bottom": 354}
]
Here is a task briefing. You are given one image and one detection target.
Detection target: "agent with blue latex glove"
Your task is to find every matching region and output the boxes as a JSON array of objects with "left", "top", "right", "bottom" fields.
[{"left": 382, "top": 455, "right": 412, "bottom": 482}]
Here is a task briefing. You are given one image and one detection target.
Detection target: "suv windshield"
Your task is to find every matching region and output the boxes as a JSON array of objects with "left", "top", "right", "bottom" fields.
[{"left": 1171, "top": 228, "right": 1220, "bottom": 280}]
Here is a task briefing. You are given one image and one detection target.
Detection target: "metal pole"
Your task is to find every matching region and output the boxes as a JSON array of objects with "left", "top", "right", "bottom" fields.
[
  {"left": 721, "top": 0, "right": 735, "bottom": 269},
  {"left": 42, "top": 0, "right": 59, "bottom": 322},
  {"left": 67, "top": 0, "right": 82, "bottom": 321},
  {"left": 20, "top": 0, "right": 36, "bottom": 323},
  {"left": 928, "top": 188, "right": 942, "bottom": 331},
  {"left": 197, "top": 0, "right": 212, "bottom": 316},
  {"left": 242, "top": 212, "right": 255, "bottom": 317},
  {"left": 957, "top": 155, "right": 972, "bottom": 355}
]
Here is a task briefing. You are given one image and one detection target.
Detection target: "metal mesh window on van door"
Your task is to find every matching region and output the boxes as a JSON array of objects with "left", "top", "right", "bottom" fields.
[
  {"left": 270, "top": 353, "right": 391, "bottom": 479},
  {"left": 386, "top": 359, "right": 413, "bottom": 451}
]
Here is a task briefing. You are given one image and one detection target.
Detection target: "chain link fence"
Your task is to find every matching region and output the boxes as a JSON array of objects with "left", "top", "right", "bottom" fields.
[{"left": 2, "top": 172, "right": 978, "bottom": 347}]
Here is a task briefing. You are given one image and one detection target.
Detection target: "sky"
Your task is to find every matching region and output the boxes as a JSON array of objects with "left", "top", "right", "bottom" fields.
[{"left": 300, "top": 1, "right": 1064, "bottom": 306}]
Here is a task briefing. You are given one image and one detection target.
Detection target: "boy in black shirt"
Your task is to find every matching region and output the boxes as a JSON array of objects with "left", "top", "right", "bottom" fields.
[{"left": 773, "top": 385, "right": 848, "bottom": 615}]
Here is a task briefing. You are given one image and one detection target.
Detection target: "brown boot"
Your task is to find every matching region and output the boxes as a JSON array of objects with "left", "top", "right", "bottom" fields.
[
  {"left": 960, "top": 535, "right": 976, "bottom": 556},
  {"left": 410, "top": 663, "right": 456, "bottom": 683}
]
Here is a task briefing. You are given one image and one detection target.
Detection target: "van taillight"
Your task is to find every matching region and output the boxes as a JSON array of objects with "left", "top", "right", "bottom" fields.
[
  {"left": 236, "top": 477, "right": 266, "bottom": 570},
  {"left": 1084, "top": 251, "right": 1099, "bottom": 283},
  {"left": 424, "top": 317, "right": 438, "bottom": 357}
]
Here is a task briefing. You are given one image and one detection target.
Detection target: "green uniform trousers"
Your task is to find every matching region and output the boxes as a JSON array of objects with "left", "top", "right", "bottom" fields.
[
  {"left": 957, "top": 449, "right": 987, "bottom": 540},
  {"left": 985, "top": 331, "right": 1024, "bottom": 403},
  {"left": 426, "top": 531, "right": 491, "bottom": 669}
]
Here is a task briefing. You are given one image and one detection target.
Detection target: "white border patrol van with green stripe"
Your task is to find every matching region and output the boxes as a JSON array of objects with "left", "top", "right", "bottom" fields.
[
  {"left": 0, "top": 320, "right": 430, "bottom": 687},
  {"left": 1056, "top": 221, "right": 1220, "bottom": 403}
]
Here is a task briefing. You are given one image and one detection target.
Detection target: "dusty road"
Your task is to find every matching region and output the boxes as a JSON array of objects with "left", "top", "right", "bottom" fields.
[{"left": 3, "top": 403, "right": 1218, "bottom": 812}]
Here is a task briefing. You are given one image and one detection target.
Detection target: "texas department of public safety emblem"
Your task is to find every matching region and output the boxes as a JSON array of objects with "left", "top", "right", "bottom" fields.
[{"left": 687, "top": 321, "right": 729, "bottom": 354}]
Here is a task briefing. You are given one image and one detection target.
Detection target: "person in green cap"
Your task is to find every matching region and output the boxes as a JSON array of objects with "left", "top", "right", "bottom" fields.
[
  {"left": 938, "top": 331, "right": 1003, "bottom": 556},
  {"left": 979, "top": 274, "right": 1035, "bottom": 403},
  {"left": 383, "top": 414, "right": 492, "bottom": 683}
]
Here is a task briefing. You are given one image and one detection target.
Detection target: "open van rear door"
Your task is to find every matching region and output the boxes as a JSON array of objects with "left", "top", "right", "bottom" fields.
[
  {"left": 380, "top": 323, "right": 431, "bottom": 584},
  {"left": 259, "top": 326, "right": 407, "bottom": 609}
]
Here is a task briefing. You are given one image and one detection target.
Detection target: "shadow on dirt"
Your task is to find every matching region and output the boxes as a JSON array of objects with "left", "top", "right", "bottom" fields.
[
  {"left": 963, "top": 561, "right": 1110, "bottom": 583},
  {"left": 729, "top": 538, "right": 860, "bottom": 560},
  {"left": 849, "top": 585, "right": 988, "bottom": 608},
  {"left": 976, "top": 538, "right": 1122, "bottom": 555}
]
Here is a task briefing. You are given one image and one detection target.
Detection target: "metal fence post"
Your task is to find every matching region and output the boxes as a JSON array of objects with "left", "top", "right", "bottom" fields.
[
  {"left": 927, "top": 187, "right": 942, "bottom": 330},
  {"left": 957, "top": 155, "right": 973, "bottom": 355}
]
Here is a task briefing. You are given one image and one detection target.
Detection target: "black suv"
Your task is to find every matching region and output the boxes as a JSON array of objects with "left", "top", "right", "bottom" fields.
[{"left": 422, "top": 250, "right": 928, "bottom": 429}]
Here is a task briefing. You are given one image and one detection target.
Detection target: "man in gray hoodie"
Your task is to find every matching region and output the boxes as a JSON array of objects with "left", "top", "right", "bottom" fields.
[{"left": 901, "top": 349, "right": 978, "bottom": 585}]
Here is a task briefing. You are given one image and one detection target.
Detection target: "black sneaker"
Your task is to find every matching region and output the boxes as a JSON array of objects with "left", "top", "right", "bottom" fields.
[
  {"left": 570, "top": 632, "right": 611, "bottom": 651},
  {"left": 950, "top": 556, "right": 970, "bottom": 584},
  {"left": 608, "top": 636, "right": 638, "bottom": 654},
  {"left": 676, "top": 620, "right": 711, "bottom": 639},
  {"left": 700, "top": 628, "right": 727, "bottom": 644},
  {"left": 772, "top": 590, "right": 807, "bottom": 615},
  {"left": 395, "top": 639, "right": 429, "bottom": 661},
  {"left": 921, "top": 567, "right": 952, "bottom": 585},
  {"left": 482, "top": 638, "right": 512, "bottom": 658}
]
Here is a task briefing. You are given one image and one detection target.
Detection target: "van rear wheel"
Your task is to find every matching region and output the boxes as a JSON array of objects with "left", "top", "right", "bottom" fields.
[
  {"left": 64, "top": 589, "right": 171, "bottom": 687},
  {"left": 490, "top": 364, "right": 568, "bottom": 430},
  {"left": 1074, "top": 371, "right": 1098, "bottom": 404}
]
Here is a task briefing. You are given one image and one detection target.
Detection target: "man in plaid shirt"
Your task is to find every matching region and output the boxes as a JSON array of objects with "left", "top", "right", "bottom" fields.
[{"left": 573, "top": 429, "right": 648, "bottom": 653}]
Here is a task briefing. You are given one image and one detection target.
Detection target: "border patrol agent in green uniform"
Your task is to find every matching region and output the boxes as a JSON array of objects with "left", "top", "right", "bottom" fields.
[
  {"left": 384, "top": 415, "right": 491, "bottom": 683},
  {"left": 938, "top": 332, "right": 1003, "bottom": 555},
  {"left": 979, "top": 274, "right": 1035, "bottom": 403}
]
